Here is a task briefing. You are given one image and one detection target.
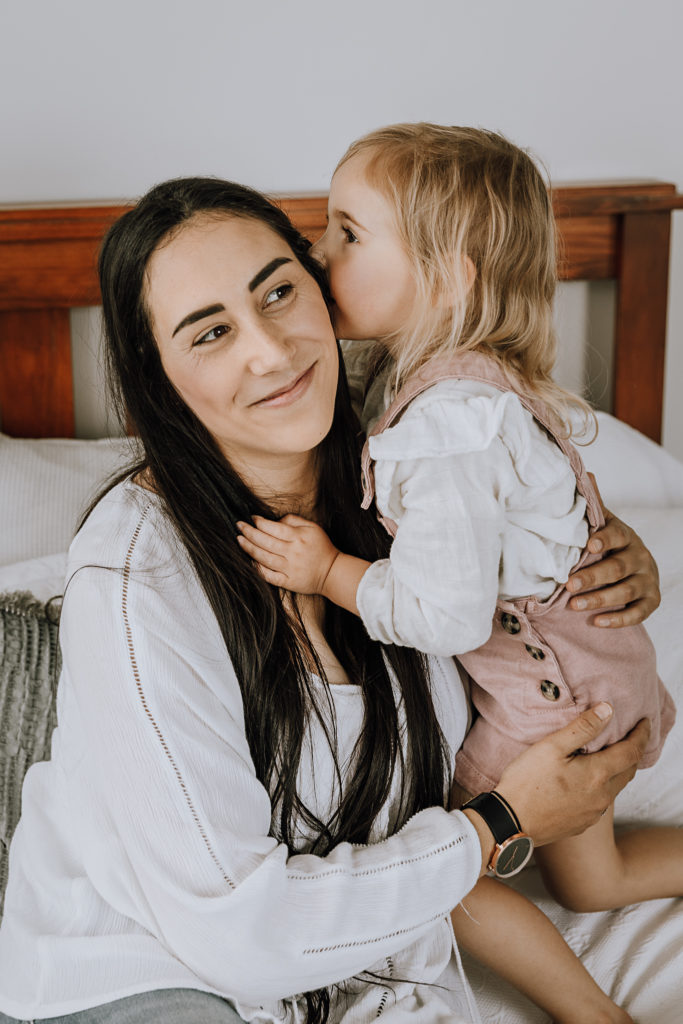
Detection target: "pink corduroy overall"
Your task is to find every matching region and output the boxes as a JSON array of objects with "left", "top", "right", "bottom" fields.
[{"left": 360, "top": 350, "right": 675, "bottom": 794}]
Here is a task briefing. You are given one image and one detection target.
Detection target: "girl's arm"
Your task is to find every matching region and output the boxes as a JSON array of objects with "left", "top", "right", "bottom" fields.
[
  {"left": 236, "top": 514, "right": 368, "bottom": 615},
  {"left": 239, "top": 462, "right": 503, "bottom": 657},
  {"left": 236, "top": 488, "right": 662, "bottom": 636}
]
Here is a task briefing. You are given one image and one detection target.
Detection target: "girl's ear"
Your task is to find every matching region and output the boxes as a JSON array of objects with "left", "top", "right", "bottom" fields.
[
  {"left": 438, "top": 255, "right": 476, "bottom": 308},
  {"left": 463, "top": 255, "right": 476, "bottom": 293}
]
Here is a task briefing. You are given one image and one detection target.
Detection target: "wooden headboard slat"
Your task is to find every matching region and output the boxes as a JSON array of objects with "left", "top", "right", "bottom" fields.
[
  {"left": 0, "top": 182, "right": 680, "bottom": 440},
  {"left": 613, "top": 210, "right": 672, "bottom": 441},
  {"left": 556, "top": 215, "right": 618, "bottom": 280},
  {"left": 0, "top": 309, "right": 74, "bottom": 437}
]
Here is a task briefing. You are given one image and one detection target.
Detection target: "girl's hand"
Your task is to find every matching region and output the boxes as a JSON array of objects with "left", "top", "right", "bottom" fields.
[
  {"left": 236, "top": 515, "right": 339, "bottom": 594},
  {"left": 494, "top": 704, "right": 650, "bottom": 850},
  {"left": 567, "top": 477, "right": 660, "bottom": 627}
]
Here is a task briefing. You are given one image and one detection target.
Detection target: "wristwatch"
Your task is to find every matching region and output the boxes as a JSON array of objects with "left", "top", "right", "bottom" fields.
[{"left": 462, "top": 791, "right": 534, "bottom": 878}]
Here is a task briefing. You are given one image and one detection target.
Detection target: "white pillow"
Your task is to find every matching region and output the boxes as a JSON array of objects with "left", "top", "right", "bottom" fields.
[
  {"left": 0, "top": 434, "right": 137, "bottom": 567},
  {"left": 0, "top": 552, "right": 68, "bottom": 602},
  {"left": 578, "top": 412, "right": 683, "bottom": 510}
]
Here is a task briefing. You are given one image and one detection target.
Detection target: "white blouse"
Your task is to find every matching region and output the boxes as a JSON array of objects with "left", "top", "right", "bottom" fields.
[
  {"left": 353, "top": 367, "right": 589, "bottom": 657},
  {"left": 0, "top": 480, "right": 482, "bottom": 1023}
]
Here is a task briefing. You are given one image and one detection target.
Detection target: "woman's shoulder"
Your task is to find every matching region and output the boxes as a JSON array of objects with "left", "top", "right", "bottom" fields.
[
  {"left": 62, "top": 477, "right": 221, "bottom": 651},
  {"left": 369, "top": 377, "right": 533, "bottom": 462},
  {"left": 66, "top": 476, "right": 183, "bottom": 579}
]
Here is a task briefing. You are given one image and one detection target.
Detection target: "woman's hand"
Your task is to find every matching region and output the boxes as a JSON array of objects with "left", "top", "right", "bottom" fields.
[
  {"left": 494, "top": 704, "right": 651, "bottom": 849},
  {"left": 567, "top": 478, "right": 661, "bottom": 627}
]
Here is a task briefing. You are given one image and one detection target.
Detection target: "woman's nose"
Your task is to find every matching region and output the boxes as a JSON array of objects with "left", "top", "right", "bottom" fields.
[{"left": 246, "top": 321, "right": 294, "bottom": 373}]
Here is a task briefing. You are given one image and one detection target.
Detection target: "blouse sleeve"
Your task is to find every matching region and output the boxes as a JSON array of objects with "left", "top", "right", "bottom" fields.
[
  {"left": 356, "top": 385, "right": 512, "bottom": 656},
  {"left": 60, "top": 545, "right": 481, "bottom": 1006}
]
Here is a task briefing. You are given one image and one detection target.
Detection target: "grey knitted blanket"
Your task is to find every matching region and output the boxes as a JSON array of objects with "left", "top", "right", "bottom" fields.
[{"left": 0, "top": 591, "right": 61, "bottom": 918}]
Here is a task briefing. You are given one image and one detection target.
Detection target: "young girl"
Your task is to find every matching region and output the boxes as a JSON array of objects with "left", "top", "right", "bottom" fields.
[{"left": 236, "top": 124, "right": 681, "bottom": 1022}]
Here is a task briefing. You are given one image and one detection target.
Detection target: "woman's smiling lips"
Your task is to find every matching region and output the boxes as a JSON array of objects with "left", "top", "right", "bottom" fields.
[{"left": 251, "top": 363, "right": 316, "bottom": 408}]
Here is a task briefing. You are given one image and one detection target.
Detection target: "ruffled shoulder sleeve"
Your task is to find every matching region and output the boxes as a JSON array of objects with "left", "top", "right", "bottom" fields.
[{"left": 368, "top": 379, "right": 532, "bottom": 463}]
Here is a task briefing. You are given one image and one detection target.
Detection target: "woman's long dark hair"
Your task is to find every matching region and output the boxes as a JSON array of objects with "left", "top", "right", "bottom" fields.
[{"left": 98, "top": 177, "right": 450, "bottom": 1022}]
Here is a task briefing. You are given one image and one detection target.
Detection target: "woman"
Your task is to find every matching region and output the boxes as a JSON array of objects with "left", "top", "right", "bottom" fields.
[{"left": 0, "top": 178, "right": 651, "bottom": 1024}]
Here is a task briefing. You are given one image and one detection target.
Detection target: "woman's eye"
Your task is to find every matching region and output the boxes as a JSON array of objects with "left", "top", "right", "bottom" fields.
[
  {"left": 194, "top": 323, "right": 229, "bottom": 347},
  {"left": 342, "top": 226, "right": 358, "bottom": 244},
  {"left": 264, "top": 283, "right": 293, "bottom": 307}
]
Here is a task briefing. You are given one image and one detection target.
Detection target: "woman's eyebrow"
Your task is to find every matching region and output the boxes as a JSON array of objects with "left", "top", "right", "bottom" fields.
[
  {"left": 172, "top": 303, "right": 225, "bottom": 338},
  {"left": 248, "top": 257, "right": 293, "bottom": 293},
  {"left": 170, "top": 257, "right": 293, "bottom": 337}
]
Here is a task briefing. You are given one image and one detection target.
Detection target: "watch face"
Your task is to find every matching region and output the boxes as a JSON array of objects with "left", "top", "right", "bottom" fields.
[{"left": 493, "top": 835, "right": 534, "bottom": 877}]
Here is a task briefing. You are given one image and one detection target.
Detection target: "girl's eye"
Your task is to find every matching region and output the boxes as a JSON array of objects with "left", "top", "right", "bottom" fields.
[
  {"left": 194, "top": 323, "right": 229, "bottom": 347},
  {"left": 264, "top": 283, "right": 294, "bottom": 307},
  {"left": 342, "top": 226, "right": 358, "bottom": 244}
]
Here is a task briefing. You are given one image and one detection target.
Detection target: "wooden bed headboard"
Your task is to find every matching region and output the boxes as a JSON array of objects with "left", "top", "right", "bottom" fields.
[{"left": 0, "top": 183, "right": 681, "bottom": 441}]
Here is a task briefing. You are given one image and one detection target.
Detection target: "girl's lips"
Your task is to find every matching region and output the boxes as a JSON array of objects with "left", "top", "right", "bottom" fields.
[{"left": 253, "top": 364, "right": 316, "bottom": 407}]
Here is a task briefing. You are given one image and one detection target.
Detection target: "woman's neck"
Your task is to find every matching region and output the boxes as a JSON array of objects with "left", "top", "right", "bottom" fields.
[{"left": 237, "top": 451, "right": 321, "bottom": 520}]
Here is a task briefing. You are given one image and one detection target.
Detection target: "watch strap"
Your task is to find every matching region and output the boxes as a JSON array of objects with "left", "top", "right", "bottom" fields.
[{"left": 461, "top": 790, "right": 523, "bottom": 845}]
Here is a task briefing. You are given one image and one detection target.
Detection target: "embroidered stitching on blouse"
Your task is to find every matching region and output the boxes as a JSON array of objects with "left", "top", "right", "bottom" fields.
[
  {"left": 121, "top": 504, "right": 236, "bottom": 890},
  {"left": 290, "top": 835, "right": 466, "bottom": 881},
  {"left": 303, "top": 910, "right": 446, "bottom": 955},
  {"left": 375, "top": 955, "right": 395, "bottom": 1017}
]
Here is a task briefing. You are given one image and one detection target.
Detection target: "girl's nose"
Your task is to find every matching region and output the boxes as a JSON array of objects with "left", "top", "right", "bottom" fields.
[{"left": 310, "top": 231, "right": 328, "bottom": 268}]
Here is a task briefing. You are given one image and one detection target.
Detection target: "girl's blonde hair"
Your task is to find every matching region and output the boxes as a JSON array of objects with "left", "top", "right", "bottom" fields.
[{"left": 337, "top": 123, "right": 593, "bottom": 435}]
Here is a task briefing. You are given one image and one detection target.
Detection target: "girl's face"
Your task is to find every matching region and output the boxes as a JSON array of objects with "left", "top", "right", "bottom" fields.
[
  {"left": 313, "top": 152, "right": 417, "bottom": 343},
  {"left": 145, "top": 214, "right": 339, "bottom": 486}
]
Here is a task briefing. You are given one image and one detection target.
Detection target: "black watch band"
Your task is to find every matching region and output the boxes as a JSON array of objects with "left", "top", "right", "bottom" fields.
[
  {"left": 461, "top": 790, "right": 534, "bottom": 878},
  {"left": 461, "top": 790, "right": 523, "bottom": 845}
]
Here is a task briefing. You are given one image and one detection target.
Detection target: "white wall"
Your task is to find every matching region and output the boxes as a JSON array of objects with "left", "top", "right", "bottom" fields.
[{"left": 3, "top": 0, "right": 682, "bottom": 455}]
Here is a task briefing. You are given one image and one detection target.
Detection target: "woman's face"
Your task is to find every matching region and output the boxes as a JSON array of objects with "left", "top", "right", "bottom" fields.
[
  {"left": 312, "top": 151, "right": 417, "bottom": 343},
  {"left": 145, "top": 214, "right": 339, "bottom": 485}
]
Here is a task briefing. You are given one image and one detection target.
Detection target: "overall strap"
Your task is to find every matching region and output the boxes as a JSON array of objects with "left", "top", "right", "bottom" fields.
[{"left": 360, "top": 350, "right": 604, "bottom": 530}]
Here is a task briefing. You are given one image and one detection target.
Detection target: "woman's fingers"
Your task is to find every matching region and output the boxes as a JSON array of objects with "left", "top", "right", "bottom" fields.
[
  {"left": 496, "top": 706, "right": 651, "bottom": 846},
  {"left": 550, "top": 701, "right": 615, "bottom": 755},
  {"left": 592, "top": 599, "right": 653, "bottom": 628},
  {"left": 567, "top": 555, "right": 628, "bottom": 594},
  {"left": 550, "top": 705, "right": 649, "bottom": 784},
  {"left": 588, "top": 511, "right": 629, "bottom": 553},
  {"left": 567, "top": 572, "right": 659, "bottom": 626},
  {"left": 567, "top": 507, "right": 661, "bottom": 625},
  {"left": 589, "top": 716, "right": 651, "bottom": 798},
  {"left": 569, "top": 583, "right": 653, "bottom": 628}
]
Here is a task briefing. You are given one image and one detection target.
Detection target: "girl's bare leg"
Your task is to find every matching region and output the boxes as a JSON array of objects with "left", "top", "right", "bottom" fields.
[
  {"left": 452, "top": 875, "right": 632, "bottom": 1023},
  {"left": 535, "top": 803, "right": 683, "bottom": 913}
]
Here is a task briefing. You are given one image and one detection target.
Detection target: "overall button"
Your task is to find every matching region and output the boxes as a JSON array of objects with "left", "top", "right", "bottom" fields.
[
  {"left": 525, "top": 644, "right": 545, "bottom": 661},
  {"left": 501, "top": 613, "right": 521, "bottom": 635},
  {"left": 540, "top": 679, "right": 561, "bottom": 701}
]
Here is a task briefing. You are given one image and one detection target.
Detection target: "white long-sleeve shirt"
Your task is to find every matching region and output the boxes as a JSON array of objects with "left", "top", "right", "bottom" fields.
[
  {"left": 0, "top": 479, "right": 482, "bottom": 1023},
  {"left": 354, "top": 373, "right": 589, "bottom": 657}
]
